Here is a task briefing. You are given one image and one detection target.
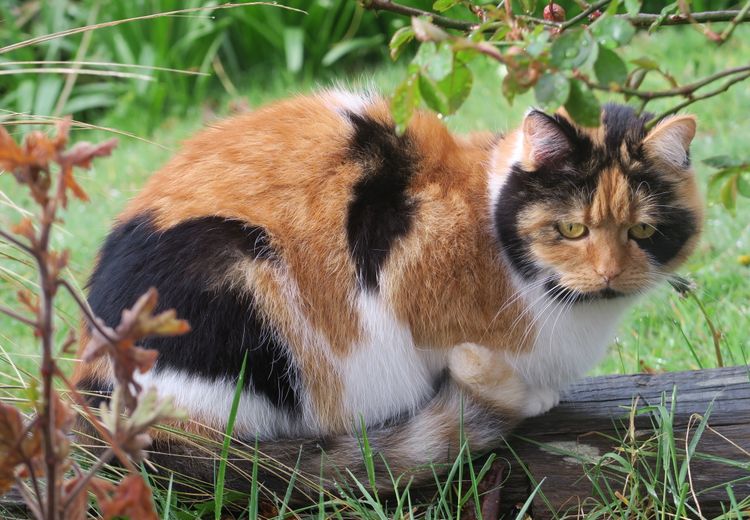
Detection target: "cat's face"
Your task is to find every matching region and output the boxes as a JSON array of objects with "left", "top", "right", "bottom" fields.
[{"left": 495, "top": 104, "right": 703, "bottom": 302}]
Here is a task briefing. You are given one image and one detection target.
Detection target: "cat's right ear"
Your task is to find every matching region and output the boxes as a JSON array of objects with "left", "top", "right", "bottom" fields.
[{"left": 520, "top": 110, "right": 572, "bottom": 170}]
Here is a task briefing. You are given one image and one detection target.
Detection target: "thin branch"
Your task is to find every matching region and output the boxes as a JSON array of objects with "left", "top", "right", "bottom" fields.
[
  {"left": 0, "top": 304, "right": 38, "bottom": 328},
  {"left": 578, "top": 65, "right": 750, "bottom": 100},
  {"left": 361, "top": 0, "right": 750, "bottom": 32},
  {"left": 0, "top": 228, "right": 36, "bottom": 257},
  {"left": 57, "top": 279, "right": 118, "bottom": 344},
  {"left": 649, "top": 71, "right": 750, "bottom": 129},
  {"left": 62, "top": 447, "right": 114, "bottom": 512},
  {"left": 719, "top": 0, "right": 750, "bottom": 43},
  {"left": 627, "top": 9, "right": 750, "bottom": 28},
  {"left": 561, "top": 0, "right": 611, "bottom": 30},
  {"left": 362, "top": 0, "right": 476, "bottom": 30}
]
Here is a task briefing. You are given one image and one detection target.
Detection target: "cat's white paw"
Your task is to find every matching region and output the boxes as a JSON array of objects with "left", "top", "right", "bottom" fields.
[{"left": 521, "top": 387, "right": 560, "bottom": 417}]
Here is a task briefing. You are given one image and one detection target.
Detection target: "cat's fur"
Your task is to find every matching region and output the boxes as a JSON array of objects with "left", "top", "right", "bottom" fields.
[{"left": 74, "top": 90, "right": 702, "bottom": 498}]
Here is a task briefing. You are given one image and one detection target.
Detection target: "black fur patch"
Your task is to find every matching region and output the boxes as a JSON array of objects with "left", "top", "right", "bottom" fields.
[
  {"left": 86, "top": 214, "right": 301, "bottom": 411},
  {"left": 345, "top": 112, "right": 418, "bottom": 289}
]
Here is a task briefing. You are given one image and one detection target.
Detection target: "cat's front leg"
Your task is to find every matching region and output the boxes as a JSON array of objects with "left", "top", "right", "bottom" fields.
[{"left": 448, "top": 343, "right": 559, "bottom": 418}]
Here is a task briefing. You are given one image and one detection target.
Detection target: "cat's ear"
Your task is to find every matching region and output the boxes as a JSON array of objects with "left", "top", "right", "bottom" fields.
[
  {"left": 642, "top": 115, "right": 696, "bottom": 170},
  {"left": 521, "top": 110, "right": 572, "bottom": 169}
]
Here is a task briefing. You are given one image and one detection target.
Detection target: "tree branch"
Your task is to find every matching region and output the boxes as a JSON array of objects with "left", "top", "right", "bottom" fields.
[
  {"left": 362, "top": 0, "right": 476, "bottom": 31},
  {"left": 360, "top": 0, "right": 750, "bottom": 32},
  {"left": 649, "top": 71, "right": 750, "bottom": 124},
  {"left": 578, "top": 65, "right": 750, "bottom": 100}
]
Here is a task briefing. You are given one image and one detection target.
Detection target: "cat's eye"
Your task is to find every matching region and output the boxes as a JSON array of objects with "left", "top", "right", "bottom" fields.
[
  {"left": 557, "top": 222, "right": 588, "bottom": 239},
  {"left": 629, "top": 223, "right": 656, "bottom": 239}
]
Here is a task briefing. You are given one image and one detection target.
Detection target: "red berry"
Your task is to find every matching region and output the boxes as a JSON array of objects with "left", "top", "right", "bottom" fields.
[
  {"left": 543, "top": 3, "right": 566, "bottom": 22},
  {"left": 588, "top": 9, "right": 602, "bottom": 21}
]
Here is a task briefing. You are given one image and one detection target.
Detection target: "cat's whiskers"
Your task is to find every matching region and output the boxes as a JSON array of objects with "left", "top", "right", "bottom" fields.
[
  {"left": 547, "top": 288, "right": 579, "bottom": 355},
  {"left": 479, "top": 276, "right": 550, "bottom": 342}
]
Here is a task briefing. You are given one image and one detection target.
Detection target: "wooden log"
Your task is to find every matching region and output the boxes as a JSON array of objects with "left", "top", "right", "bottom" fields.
[
  {"left": 496, "top": 365, "right": 750, "bottom": 518},
  {"left": 2, "top": 366, "right": 748, "bottom": 516}
]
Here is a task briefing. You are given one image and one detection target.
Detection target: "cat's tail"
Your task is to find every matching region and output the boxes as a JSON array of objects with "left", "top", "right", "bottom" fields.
[{"left": 138, "top": 378, "right": 517, "bottom": 504}]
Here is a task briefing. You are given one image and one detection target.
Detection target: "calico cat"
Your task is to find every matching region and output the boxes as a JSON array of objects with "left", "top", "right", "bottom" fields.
[{"left": 73, "top": 90, "right": 702, "bottom": 497}]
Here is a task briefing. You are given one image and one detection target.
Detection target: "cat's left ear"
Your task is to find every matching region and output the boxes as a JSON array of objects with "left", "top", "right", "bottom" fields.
[{"left": 642, "top": 115, "right": 697, "bottom": 170}]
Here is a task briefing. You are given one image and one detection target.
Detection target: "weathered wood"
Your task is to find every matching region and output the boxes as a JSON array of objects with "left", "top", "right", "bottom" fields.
[
  {"left": 496, "top": 365, "right": 750, "bottom": 518},
  {"left": 2, "top": 366, "right": 748, "bottom": 517}
]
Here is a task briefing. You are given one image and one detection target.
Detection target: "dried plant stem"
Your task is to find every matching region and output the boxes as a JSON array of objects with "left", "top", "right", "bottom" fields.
[
  {"left": 57, "top": 279, "right": 118, "bottom": 343},
  {"left": 689, "top": 292, "right": 724, "bottom": 368},
  {"left": 0, "top": 304, "right": 37, "bottom": 328},
  {"left": 362, "top": 0, "right": 476, "bottom": 30},
  {"left": 62, "top": 448, "right": 114, "bottom": 513}
]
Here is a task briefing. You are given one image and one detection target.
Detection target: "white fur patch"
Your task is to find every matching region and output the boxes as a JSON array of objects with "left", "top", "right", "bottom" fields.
[
  {"left": 133, "top": 369, "right": 306, "bottom": 439},
  {"left": 323, "top": 89, "right": 372, "bottom": 117},
  {"left": 507, "top": 278, "right": 632, "bottom": 391},
  {"left": 338, "top": 292, "right": 446, "bottom": 429}
]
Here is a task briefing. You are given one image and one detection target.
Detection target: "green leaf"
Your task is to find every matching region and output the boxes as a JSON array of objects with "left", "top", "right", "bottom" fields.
[
  {"left": 703, "top": 155, "right": 745, "bottom": 169},
  {"left": 624, "top": 0, "right": 642, "bottom": 16},
  {"left": 720, "top": 175, "right": 738, "bottom": 212},
  {"left": 591, "top": 15, "right": 636, "bottom": 49},
  {"left": 418, "top": 73, "right": 449, "bottom": 114},
  {"left": 550, "top": 29, "right": 597, "bottom": 70},
  {"left": 322, "top": 35, "right": 384, "bottom": 67},
  {"left": 392, "top": 73, "right": 420, "bottom": 134},
  {"left": 534, "top": 72, "right": 570, "bottom": 110},
  {"left": 738, "top": 173, "right": 750, "bottom": 198},
  {"left": 438, "top": 59, "right": 473, "bottom": 113},
  {"left": 594, "top": 46, "right": 628, "bottom": 86},
  {"left": 526, "top": 27, "right": 550, "bottom": 58},
  {"left": 432, "top": 0, "right": 460, "bottom": 12},
  {"left": 426, "top": 42, "right": 454, "bottom": 81},
  {"left": 564, "top": 81, "right": 601, "bottom": 127},
  {"left": 389, "top": 26, "right": 415, "bottom": 61}
]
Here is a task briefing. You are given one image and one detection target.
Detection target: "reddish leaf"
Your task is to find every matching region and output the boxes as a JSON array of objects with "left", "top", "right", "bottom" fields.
[
  {"left": 63, "top": 476, "right": 89, "bottom": 520},
  {"left": 61, "top": 138, "right": 118, "bottom": 170},
  {"left": 92, "top": 475, "right": 158, "bottom": 520}
]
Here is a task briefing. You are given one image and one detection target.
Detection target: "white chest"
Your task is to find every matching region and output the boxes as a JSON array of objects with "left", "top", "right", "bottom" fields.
[{"left": 508, "top": 285, "right": 631, "bottom": 390}]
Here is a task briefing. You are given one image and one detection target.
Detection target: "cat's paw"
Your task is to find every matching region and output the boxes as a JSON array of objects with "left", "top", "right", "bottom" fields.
[
  {"left": 521, "top": 387, "right": 560, "bottom": 417},
  {"left": 448, "top": 343, "right": 491, "bottom": 386},
  {"left": 449, "top": 343, "right": 526, "bottom": 413}
]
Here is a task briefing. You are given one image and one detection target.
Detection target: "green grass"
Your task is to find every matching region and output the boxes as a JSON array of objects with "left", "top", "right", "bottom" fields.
[{"left": 1, "top": 22, "right": 749, "bottom": 520}]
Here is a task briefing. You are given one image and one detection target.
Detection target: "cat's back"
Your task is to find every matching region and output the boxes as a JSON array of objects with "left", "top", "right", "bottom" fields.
[{"left": 120, "top": 91, "right": 475, "bottom": 231}]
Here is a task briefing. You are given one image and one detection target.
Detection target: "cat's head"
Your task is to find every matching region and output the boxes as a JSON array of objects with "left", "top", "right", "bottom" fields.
[{"left": 494, "top": 104, "right": 703, "bottom": 302}]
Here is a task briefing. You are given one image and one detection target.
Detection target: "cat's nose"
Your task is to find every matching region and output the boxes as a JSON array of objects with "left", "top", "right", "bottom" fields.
[{"left": 596, "top": 268, "right": 622, "bottom": 285}]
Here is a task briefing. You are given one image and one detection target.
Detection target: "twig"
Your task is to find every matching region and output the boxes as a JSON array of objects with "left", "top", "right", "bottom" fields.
[
  {"left": 361, "top": 0, "right": 750, "bottom": 32},
  {"left": 0, "top": 228, "right": 37, "bottom": 257},
  {"left": 62, "top": 447, "right": 114, "bottom": 513},
  {"left": 57, "top": 279, "right": 118, "bottom": 344},
  {"left": 578, "top": 65, "right": 750, "bottom": 100},
  {"left": 0, "top": 304, "right": 37, "bottom": 328},
  {"left": 637, "top": 9, "right": 750, "bottom": 27},
  {"left": 561, "top": 0, "right": 611, "bottom": 30},
  {"left": 649, "top": 71, "right": 750, "bottom": 125},
  {"left": 719, "top": 0, "right": 750, "bottom": 43},
  {"left": 362, "top": 0, "right": 476, "bottom": 30}
]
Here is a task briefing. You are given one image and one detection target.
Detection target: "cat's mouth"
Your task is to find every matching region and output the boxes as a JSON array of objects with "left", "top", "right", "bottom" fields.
[{"left": 544, "top": 280, "right": 625, "bottom": 303}]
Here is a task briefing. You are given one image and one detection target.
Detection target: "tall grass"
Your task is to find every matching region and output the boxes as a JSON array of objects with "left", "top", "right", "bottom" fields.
[{"left": 0, "top": 0, "right": 431, "bottom": 133}]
